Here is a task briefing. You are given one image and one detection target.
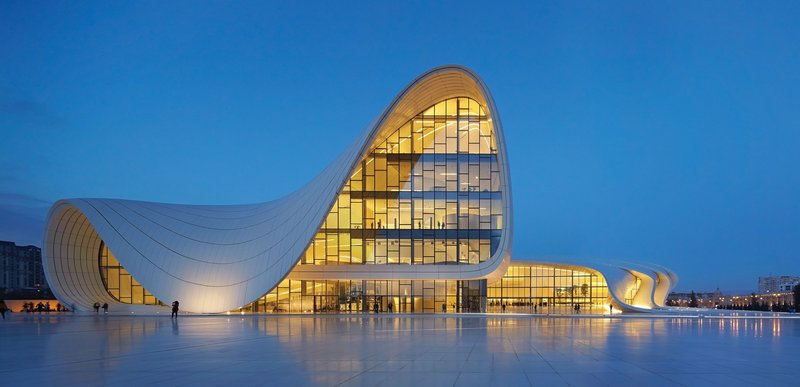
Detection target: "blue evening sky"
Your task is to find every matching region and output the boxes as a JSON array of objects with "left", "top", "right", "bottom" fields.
[{"left": 1, "top": 2, "right": 798, "bottom": 293}]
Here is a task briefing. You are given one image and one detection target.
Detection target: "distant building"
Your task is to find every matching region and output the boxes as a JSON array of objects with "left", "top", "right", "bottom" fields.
[
  {"left": 726, "top": 292, "right": 794, "bottom": 311},
  {"left": 667, "top": 289, "right": 722, "bottom": 308},
  {"left": 668, "top": 290, "right": 795, "bottom": 311},
  {"left": 0, "top": 241, "right": 48, "bottom": 291},
  {"left": 758, "top": 276, "right": 800, "bottom": 293}
]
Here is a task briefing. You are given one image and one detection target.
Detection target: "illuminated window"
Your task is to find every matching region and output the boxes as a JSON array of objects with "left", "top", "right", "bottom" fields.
[
  {"left": 301, "top": 97, "right": 503, "bottom": 265},
  {"left": 98, "top": 242, "right": 161, "bottom": 305},
  {"left": 487, "top": 265, "right": 611, "bottom": 314},
  {"left": 625, "top": 277, "right": 642, "bottom": 305},
  {"left": 237, "top": 278, "right": 485, "bottom": 314}
]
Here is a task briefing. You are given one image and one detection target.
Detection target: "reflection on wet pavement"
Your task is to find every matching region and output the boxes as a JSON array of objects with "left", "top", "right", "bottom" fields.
[{"left": 1, "top": 314, "right": 798, "bottom": 386}]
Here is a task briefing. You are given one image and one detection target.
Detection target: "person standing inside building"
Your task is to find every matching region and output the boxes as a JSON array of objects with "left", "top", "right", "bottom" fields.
[
  {"left": 102, "top": 303, "right": 108, "bottom": 314},
  {"left": 93, "top": 302, "right": 100, "bottom": 313},
  {"left": 171, "top": 301, "right": 179, "bottom": 318}
]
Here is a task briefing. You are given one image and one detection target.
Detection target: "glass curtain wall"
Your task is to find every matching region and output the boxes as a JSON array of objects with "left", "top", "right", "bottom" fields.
[
  {"left": 487, "top": 265, "right": 610, "bottom": 314},
  {"left": 239, "top": 278, "right": 485, "bottom": 314},
  {"left": 300, "top": 97, "right": 503, "bottom": 266},
  {"left": 98, "top": 242, "right": 161, "bottom": 305}
]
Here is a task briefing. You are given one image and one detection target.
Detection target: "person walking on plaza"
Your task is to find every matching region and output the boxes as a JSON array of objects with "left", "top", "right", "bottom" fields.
[
  {"left": 93, "top": 302, "right": 100, "bottom": 313},
  {"left": 102, "top": 303, "right": 108, "bottom": 314},
  {"left": 0, "top": 299, "right": 8, "bottom": 319},
  {"left": 609, "top": 303, "right": 613, "bottom": 314},
  {"left": 171, "top": 301, "right": 179, "bottom": 318}
]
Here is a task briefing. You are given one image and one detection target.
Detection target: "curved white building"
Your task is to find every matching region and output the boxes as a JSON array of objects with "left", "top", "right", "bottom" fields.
[{"left": 42, "top": 65, "right": 676, "bottom": 314}]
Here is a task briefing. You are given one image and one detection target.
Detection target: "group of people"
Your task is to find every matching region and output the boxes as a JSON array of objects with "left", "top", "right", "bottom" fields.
[
  {"left": 365, "top": 219, "right": 449, "bottom": 230},
  {"left": 415, "top": 220, "right": 448, "bottom": 230},
  {"left": 372, "top": 301, "right": 391, "bottom": 313},
  {"left": 371, "top": 301, "right": 403, "bottom": 313},
  {"left": 0, "top": 300, "right": 73, "bottom": 319},
  {"left": 20, "top": 301, "right": 68, "bottom": 313},
  {"left": 87, "top": 300, "right": 179, "bottom": 317},
  {"left": 92, "top": 302, "right": 109, "bottom": 313},
  {"left": 0, "top": 299, "right": 181, "bottom": 318}
]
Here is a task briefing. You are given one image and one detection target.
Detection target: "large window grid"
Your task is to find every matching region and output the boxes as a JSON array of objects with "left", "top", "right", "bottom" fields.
[
  {"left": 487, "top": 265, "right": 610, "bottom": 314},
  {"left": 302, "top": 97, "right": 503, "bottom": 266},
  {"left": 240, "top": 278, "right": 485, "bottom": 314},
  {"left": 98, "top": 242, "right": 161, "bottom": 305}
]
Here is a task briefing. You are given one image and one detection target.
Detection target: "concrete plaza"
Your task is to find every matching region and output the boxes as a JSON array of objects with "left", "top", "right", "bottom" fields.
[{"left": 0, "top": 313, "right": 798, "bottom": 386}]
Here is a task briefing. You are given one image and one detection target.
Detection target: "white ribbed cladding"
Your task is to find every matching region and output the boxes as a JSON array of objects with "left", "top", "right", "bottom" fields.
[
  {"left": 645, "top": 263, "right": 679, "bottom": 307},
  {"left": 42, "top": 65, "right": 514, "bottom": 313},
  {"left": 601, "top": 264, "right": 677, "bottom": 312}
]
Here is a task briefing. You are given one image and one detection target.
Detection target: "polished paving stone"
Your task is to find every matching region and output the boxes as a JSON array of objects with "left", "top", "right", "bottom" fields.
[{"left": 1, "top": 313, "right": 798, "bottom": 386}]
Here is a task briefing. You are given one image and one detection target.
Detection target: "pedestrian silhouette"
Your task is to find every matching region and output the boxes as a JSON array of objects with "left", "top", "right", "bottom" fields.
[
  {"left": 93, "top": 302, "right": 100, "bottom": 313},
  {"left": 0, "top": 299, "right": 8, "bottom": 319},
  {"left": 102, "top": 303, "right": 108, "bottom": 314},
  {"left": 171, "top": 301, "right": 179, "bottom": 318}
]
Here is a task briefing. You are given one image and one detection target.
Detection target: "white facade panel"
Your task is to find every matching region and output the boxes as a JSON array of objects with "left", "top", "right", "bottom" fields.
[{"left": 42, "top": 66, "right": 514, "bottom": 313}]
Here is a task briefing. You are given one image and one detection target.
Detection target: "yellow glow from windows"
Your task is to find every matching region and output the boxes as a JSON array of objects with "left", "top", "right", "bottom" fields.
[
  {"left": 99, "top": 242, "right": 160, "bottom": 305},
  {"left": 303, "top": 97, "right": 502, "bottom": 266}
]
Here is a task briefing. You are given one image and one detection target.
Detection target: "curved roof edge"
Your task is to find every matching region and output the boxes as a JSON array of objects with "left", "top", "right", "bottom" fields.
[{"left": 41, "top": 65, "right": 514, "bottom": 313}]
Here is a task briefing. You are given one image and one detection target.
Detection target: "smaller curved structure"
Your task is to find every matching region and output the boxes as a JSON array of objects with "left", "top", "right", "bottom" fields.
[
  {"left": 596, "top": 261, "right": 679, "bottom": 312},
  {"left": 488, "top": 260, "right": 677, "bottom": 314}
]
